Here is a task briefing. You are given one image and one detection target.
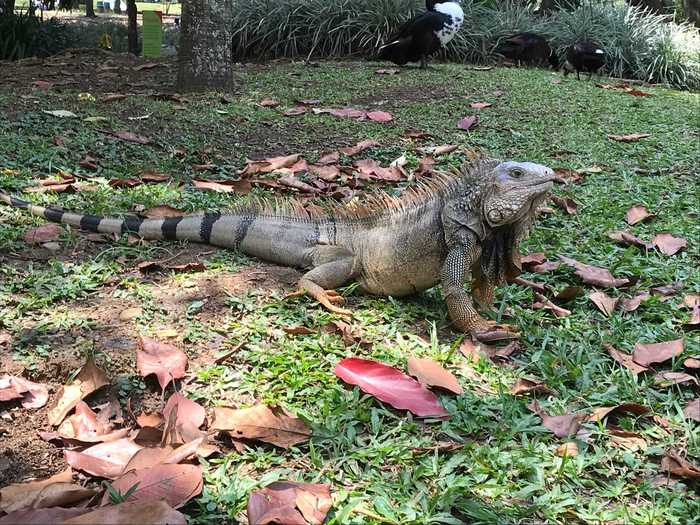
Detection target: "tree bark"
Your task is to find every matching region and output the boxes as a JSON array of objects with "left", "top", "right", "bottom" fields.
[
  {"left": 85, "top": 0, "right": 95, "bottom": 17},
  {"left": 684, "top": 0, "right": 700, "bottom": 26},
  {"left": 177, "top": 0, "right": 234, "bottom": 91},
  {"left": 127, "top": 0, "right": 138, "bottom": 54}
]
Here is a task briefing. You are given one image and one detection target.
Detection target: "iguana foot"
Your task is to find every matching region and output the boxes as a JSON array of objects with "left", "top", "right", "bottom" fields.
[{"left": 286, "top": 282, "right": 352, "bottom": 316}]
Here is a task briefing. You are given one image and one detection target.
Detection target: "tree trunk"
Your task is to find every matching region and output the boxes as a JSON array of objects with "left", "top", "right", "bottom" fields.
[
  {"left": 177, "top": 0, "right": 234, "bottom": 91},
  {"left": 684, "top": 0, "right": 700, "bottom": 26},
  {"left": 85, "top": 0, "right": 95, "bottom": 17},
  {"left": 114, "top": 0, "right": 121, "bottom": 14},
  {"left": 1, "top": 0, "right": 16, "bottom": 16},
  {"left": 127, "top": 0, "right": 138, "bottom": 54}
]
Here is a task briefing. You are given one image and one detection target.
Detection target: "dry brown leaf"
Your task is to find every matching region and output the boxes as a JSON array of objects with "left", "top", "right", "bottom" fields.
[
  {"left": 57, "top": 401, "right": 128, "bottom": 443},
  {"left": 375, "top": 68, "right": 400, "bottom": 75},
  {"left": 632, "top": 339, "right": 683, "bottom": 367},
  {"left": 101, "top": 464, "right": 203, "bottom": 509},
  {"left": 551, "top": 195, "right": 578, "bottom": 215},
  {"left": 136, "top": 411, "right": 164, "bottom": 428},
  {"left": 609, "top": 434, "right": 647, "bottom": 451},
  {"left": 0, "top": 508, "right": 88, "bottom": 524},
  {"left": 587, "top": 403, "right": 651, "bottom": 423},
  {"left": 589, "top": 291, "right": 619, "bottom": 317},
  {"left": 64, "top": 438, "right": 142, "bottom": 479},
  {"left": 510, "top": 377, "right": 554, "bottom": 396},
  {"left": 684, "top": 357, "right": 700, "bottom": 368},
  {"left": 192, "top": 179, "right": 252, "bottom": 194},
  {"left": 457, "top": 115, "right": 479, "bottom": 131},
  {"left": 683, "top": 305, "right": 700, "bottom": 331},
  {"left": 552, "top": 167, "right": 583, "bottom": 184},
  {"left": 136, "top": 336, "right": 188, "bottom": 390},
  {"left": 339, "top": 139, "right": 379, "bottom": 157},
  {"left": 521, "top": 252, "right": 546, "bottom": 266},
  {"left": 142, "top": 205, "right": 185, "bottom": 219},
  {"left": 63, "top": 501, "right": 186, "bottom": 525},
  {"left": 660, "top": 450, "right": 700, "bottom": 479},
  {"left": 683, "top": 294, "right": 700, "bottom": 309},
  {"left": 406, "top": 357, "right": 463, "bottom": 395},
  {"left": 603, "top": 343, "right": 649, "bottom": 375},
  {"left": 513, "top": 277, "right": 548, "bottom": 294},
  {"left": 0, "top": 469, "right": 84, "bottom": 513},
  {"left": 162, "top": 392, "right": 206, "bottom": 445},
  {"left": 527, "top": 400, "right": 586, "bottom": 438},
  {"left": 555, "top": 442, "right": 578, "bottom": 457},
  {"left": 0, "top": 374, "right": 48, "bottom": 409},
  {"left": 211, "top": 405, "right": 310, "bottom": 448},
  {"left": 248, "top": 482, "right": 332, "bottom": 525},
  {"left": 469, "top": 102, "right": 492, "bottom": 109},
  {"left": 607, "top": 231, "right": 653, "bottom": 250},
  {"left": 625, "top": 205, "right": 654, "bottom": 225},
  {"left": 532, "top": 293, "right": 571, "bottom": 317},
  {"left": 283, "top": 106, "right": 307, "bottom": 116},
  {"left": 559, "top": 255, "right": 630, "bottom": 288},
  {"left": 620, "top": 292, "right": 650, "bottom": 312},
  {"left": 529, "top": 261, "right": 561, "bottom": 273},
  {"left": 683, "top": 399, "right": 699, "bottom": 422},
  {"left": 608, "top": 132, "right": 650, "bottom": 142},
  {"left": 652, "top": 233, "right": 688, "bottom": 256},
  {"left": 258, "top": 97, "right": 280, "bottom": 108},
  {"left": 653, "top": 371, "right": 699, "bottom": 388},
  {"left": 23, "top": 224, "right": 63, "bottom": 245},
  {"left": 47, "top": 357, "right": 109, "bottom": 426}
]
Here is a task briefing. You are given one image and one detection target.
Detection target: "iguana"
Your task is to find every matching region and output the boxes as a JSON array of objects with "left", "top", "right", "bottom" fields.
[{"left": 0, "top": 159, "right": 554, "bottom": 333}]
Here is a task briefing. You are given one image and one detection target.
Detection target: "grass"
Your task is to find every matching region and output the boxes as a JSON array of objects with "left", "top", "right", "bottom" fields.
[{"left": 0, "top": 59, "right": 699, "bottom": 524}]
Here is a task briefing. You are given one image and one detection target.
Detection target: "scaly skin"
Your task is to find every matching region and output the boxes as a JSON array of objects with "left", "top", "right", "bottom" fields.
[{"left": 0, "top": 159, "right": 554, "bottom": 334}]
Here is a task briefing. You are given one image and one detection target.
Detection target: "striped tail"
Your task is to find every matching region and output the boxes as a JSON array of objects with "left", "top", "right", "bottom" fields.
[{"left": 0, "top": 191, "right": 224, "bottom": 245}]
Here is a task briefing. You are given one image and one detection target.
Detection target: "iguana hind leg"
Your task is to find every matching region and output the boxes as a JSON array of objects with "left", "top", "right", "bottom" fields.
[{"left": 288, "top": 247, "right": 356, "bottom": 316}]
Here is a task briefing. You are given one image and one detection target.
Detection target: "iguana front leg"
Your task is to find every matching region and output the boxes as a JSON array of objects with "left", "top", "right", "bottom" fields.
[
  {"left": 288, "top": 247, "right": 356, "bottom": 316},
  {"left": 441, "top": 244, "right": 493, "bottom": 333}
]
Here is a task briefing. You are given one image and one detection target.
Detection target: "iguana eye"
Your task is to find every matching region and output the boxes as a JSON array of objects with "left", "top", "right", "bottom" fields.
[{"left": 510, "top": 168, "right": 523, "bottom": 178}]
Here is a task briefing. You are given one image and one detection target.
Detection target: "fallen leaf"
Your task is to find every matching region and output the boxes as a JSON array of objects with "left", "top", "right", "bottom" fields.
[
  {"left": 529, "top": 261, "right": 561, "bottom": 273},
  {"left": 652, "top": 233, "right": 687, "bottom": 256},
  {"left": 64, "top": 438, "right": 142, "bottom": 478},
  {"left": 375, "top": 68, "right": 399, "bottom": 75},
  {"left": 0, "top": 508, "right": 88, "bottom": 524},
  {"left": 532, "top": 293, "right": 571, "bottom": 317},
  {"left": 0, "top": 469, "right": 86, "bottom": 514},
  {"left": 553, "top": 167, "right": 583, "bottom": 184},
  {"left": 33, "top": 80, "right": 53, "bottom": 89},
  {"left": 625, "top": 205, "right": 653, "bottom": 225},
  {"left": 587, "top": 403, "right": 651, "bottom": 423},
  {"left": 683, "top": 399, "right": 699, "bottom": 422},
  {"left": 79, "top": 155, "right": 99, "bottom": 170},
  {"left": 248, "top": 482, "right": 332, "bottom": 525},
  {"left": 192, "top": 178, "right": 252, "bottom": 194},
  {"left": 513, "top": 277, "right": 548, "bottom": 294},
  {"left": 559, "top": 255, "right": 630, "bottom": 288},
  {"left": 432, "top": 144, "right": 459, "bottom": 156},
  {"left": 406, "top": 357, "right": 463, "bottom": 395},
  {"left": 510, "top": 377, "right": 554, "bottom": 396},
  {"left": 339, "top": 139, "right": 379, "bottom": 156},
  {"left": 43, "top": 109, "right": 78, "bottom": 118},
  {"left": 632, "top": 339, "right": 683, "bottom": 367},
  {"left": 603, "top": 343, "right": 649, "bottom": 375},
  {"left": 457, "top": 115, "right": 479, "bottom": 131},
  {"left": 47, "top": 357, "right": 109, "bottom": 426},
  {"left": 136, "top": 411, "right": 164, "bottom": 428},
  {"left": 589, "top": 291, "right": 619, "bottom": 316},
  {"left": 23, "top": 224, "right": 62, "bottom": 245},
  {"left": 296, "top": 99, "right": 321, "bottom": 106},
  {"left": 607, "top": 231, "right": 652, "bottom": 250},
  {"left": 528, "top": 400, "right": 586, "bottom": 438},
  {"left": 651, "top": 282, "right": 683, "bottom": 297},
  {"left": 610, "top": 434, "right": 647, "bottom": 451},
  {"left": 366, "top": 110, "right": 393, "bottom": 122},
  {"left": 103, "top": 93, "right": 128, "bottom": 102},
  {"left": 683, "top": 294, "right": 700, "bottom": 308},
  {"left": 63, "top": 501, "right": 186, "bottom": 525},
  {"left": 334, "top": 358, "right": 448, "bottom": 417},
  {"left": 136, "top": 336, "right": 188, "bottom": 390},
  {"left": 551, "top": 195, "right": 578, "bottom": 214},
  {"left": 403, "top": 128, "right": 432, "bottom": 140},
  {"left": 162, "top": 392, "right": 206, "bottom": 444},
  {"left": 57, "top": 401, "right": 127, "bottom": 443},
  {"left": 521, "top": 252, "right": 546, "bottom": 266},
  {"left": 554, "top": 286, "right": 584, "bottom": 302},
  {"left": 141, "top": 205, "right": 185, "bottom": 219},
  {"left": 683, "top": 304, "right": 700, "bottom": 331},
  {"left": 608, "top": 133, "right": 650, "bottom": 142},
  {"left": 258, "top": 97, "right": 280, "bottom": 108},
  {"left": 242, "top": 154, "right": 303, "bottom": 175},
  {"left": 109, "top": 130, "right": 151, "bottom": 144},
  {"left": 101, "top": 464, "right": 202, "bottom": 509},
  {"left": 137, "top": 261, "right": 206, "bottom": 273},
  {"left": 469, "top": 102, "right": 492, "bottom": 109},
  {"left": 283, "top": 326, "right": 314, "bottom": 335},
  {"left": 470, "top": 325, "right": 520, "bottom": 343},
  {"left": 555, "top": 442, "right": 578, "bottom": 457},
  {"left": 133, "top": 62, "right": 161, "bottom": 71},
  {"left": 283, "top": 106, "right": 307, "bottom": 116},
  {"left": 0, "top": 374, "right": 48, "bottom": 408},
  {"left": 620, "top": 292, "right": 650, "bottom": 312},
  {"left": 278, "top": 175, "right": 320, "bottom": 193},
  {"left": 661, "top": 450, "right": 700, "bottom": 479},
  {"left": 653, "top": 371, "right": 698, "bottom": 388},
  {"left": 212, "top": 405, "right": 311, "bottom": 448}
]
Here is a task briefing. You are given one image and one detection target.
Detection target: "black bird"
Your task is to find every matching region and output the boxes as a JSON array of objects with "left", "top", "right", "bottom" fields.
[
  {"left": 377, "top": 0, "right": 464, "bottom": 69},
  {"left": 496, "top": 32, "right": 558, "bottom": 68},
  {"left": 563, "top": 41, "right": 605, "bottom": 80}
]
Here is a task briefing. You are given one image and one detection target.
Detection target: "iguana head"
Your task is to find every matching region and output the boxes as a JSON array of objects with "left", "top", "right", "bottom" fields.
[{"left": 482, "top": 161, "right": 554, "bottom": 227}]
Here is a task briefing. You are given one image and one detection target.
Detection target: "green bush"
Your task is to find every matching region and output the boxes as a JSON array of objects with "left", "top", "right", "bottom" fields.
[
  {"left": 0, "top": 11, "right": 71, "bottom": 60},
  {"left": 63, "top": 20, "right": 131, "bottom": 52}
]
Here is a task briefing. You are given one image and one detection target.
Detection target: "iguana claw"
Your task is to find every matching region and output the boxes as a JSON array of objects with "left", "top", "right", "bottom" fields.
[{"left": 286, "top": 284, "right": 352, "bottom": 316}]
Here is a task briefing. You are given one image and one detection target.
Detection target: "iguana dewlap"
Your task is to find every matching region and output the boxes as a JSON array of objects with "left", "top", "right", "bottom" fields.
[{"left": 0, "top": 159, "right": 554, "bottom": 333}]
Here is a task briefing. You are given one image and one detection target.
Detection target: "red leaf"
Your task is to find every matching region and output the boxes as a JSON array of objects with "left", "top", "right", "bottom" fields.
[
  {"left": 559, "top": 255, "right": 630, "bottom": 288},
  {"left": 652, "top": 233, "right": 687, "bottom": 256},
  {"left": 65, "top": 438, "right": 142, "bottom": 478},
  {"left": 0, "top": 374, "right": 48, "bottom": 408},
  {"left": 632, "top": 339, "right": 683, "bottom": 367},
  {"left": 366, "top": 111, "right": 393, "bottom": 122},
  {"left": 248, "top": 482, "right": 332, "bottom": 525},
  {"left": 23, "top": 224, "right": 62, "bottom": 244},
  {"left": 136, "top": 336, "right": 188, "bottom": 390},
  {"left": 406, "top": 357, "right": 463, "bottom": 394},
  {"left": 457, "top": 115, "right": 479, "bottom": 131},
  {"left": 101, "top": 464, "right": 203, "bottom": 509},
  {"left": 334, "top": 358, "right": 448, "bottom": 417},
  {"left": 625, "top": 205, "right": 654, "bottom": 225}
]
